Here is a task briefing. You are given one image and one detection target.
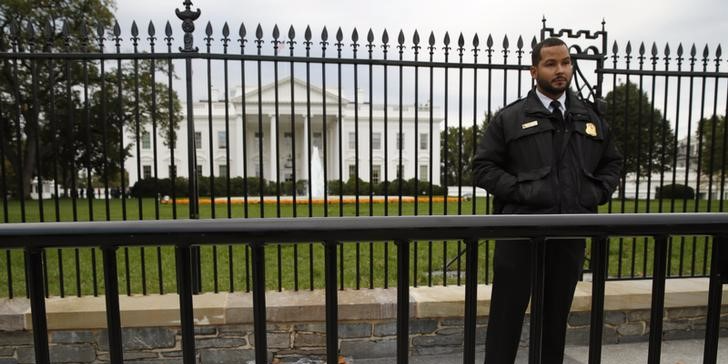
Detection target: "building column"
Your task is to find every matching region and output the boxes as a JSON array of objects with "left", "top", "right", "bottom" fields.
[
  {"left": 234, "top": 114, "right": 244, "bottom": 178},
  {"left": 269, "top": 115, "right": 277, "bottom": 182},
  {"left": 302, "top": 115, "right": 309, "bottom": 181}
]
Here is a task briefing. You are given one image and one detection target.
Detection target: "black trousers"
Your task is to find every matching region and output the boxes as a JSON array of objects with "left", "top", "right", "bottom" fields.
[{"left": 484, "top": 238, "right": 585, "bottom": 364}]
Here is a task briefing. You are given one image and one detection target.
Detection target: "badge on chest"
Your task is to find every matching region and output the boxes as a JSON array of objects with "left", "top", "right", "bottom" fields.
[{"left": 585, "top": 122, "right": 597, "bottom": 137}]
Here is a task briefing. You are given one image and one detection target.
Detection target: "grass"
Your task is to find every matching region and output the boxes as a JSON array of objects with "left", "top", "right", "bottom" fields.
[{"left": 0, "top": 196, "right": 719, "bottom": 298}]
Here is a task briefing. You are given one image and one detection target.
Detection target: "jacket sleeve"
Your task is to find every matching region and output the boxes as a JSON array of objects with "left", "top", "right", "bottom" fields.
[
  {"left": 593, "top": 119, "right": 623, "bottom": 204},
  {"left": 472, "top": 113, "right": 519, "bottom": 202}
]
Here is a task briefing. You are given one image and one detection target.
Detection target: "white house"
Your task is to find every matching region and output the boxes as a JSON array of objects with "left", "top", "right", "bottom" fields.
[{"left": 126, "top": 77, "right": 443, "bottom": 191}]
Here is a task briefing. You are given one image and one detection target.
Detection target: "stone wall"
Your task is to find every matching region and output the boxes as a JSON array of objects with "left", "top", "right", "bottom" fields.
[{"left": 0, "top": 279, "right": 726, "bottom": 363}]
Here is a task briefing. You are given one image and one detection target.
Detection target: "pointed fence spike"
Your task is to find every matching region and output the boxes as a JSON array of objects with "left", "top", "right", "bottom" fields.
[
  {"left": 517, "top": 35, "right": 523, "bottom": 49},
  {"left": 716, "top": 44, "right": 722, "bottom": 59},
  {"left": 413, "top": 30, "right": 420, "bottom": 45},
  {"left": 382, "top": 29, "right": 389, "bottom": 44},
  {"left": 625, "top": 41, "right": 632, "bottom": 54},
  {"left": 531, "top": 36, "right": 537, "bottom": 50},
  {"left": 131, "top": 21, "right": 139, "bottom": 37},
  {"left": 46, "top": 21, "right": 56, "bottom": 40},
  {"left": 305, "top": 25, "right": 312, "bottom": 41},
  {"left": 256, "top": 24, "right": 263, "bottom": 39},
  {"left": 321, "top": 26, "right": 329, "bottom": 41},
  {"left": 473, "top": 33, "right": 480, "bottom": 48},
  {"left": 273, "top": 24, "right": 280, "bottom": 39},
  {"left": 336, "top": 27, "right": 343, "bottom": 42},
  {"left": 664, "top": 43, "right": 670, "bottom": 57},
  {"left": 166, "top": 21, "right": 173, "bottom": 37},
  {"left": 62, "top": 20, "right": 71, "bottom": 37},
  {"left": 651, "top": 42, "right": 658, "bottom": 56},
  {"left": 486, "top": 34, "right": 493, "bottom": 48},
  {"left": 148, "top": 21, "right": 155, "bottom": 37},
  {"left": 690, "top": 44, "right": 696, "bottom": 57},
  {"left": 398, "top": 29, "right": 405, "bottom": 45},
  {"left": 703, "top": 44, "right": 709, "bottom": 58},
  {"left": 612, "top": 41, "right": 618, "bottom": 54},
  {"left": 352, "top": 28, "right": 359, "bottom": 42},
  {"left": 458, "top": 33, "right": 464, "bottom": 48},
  {"left": 97, "top": 23, "right": 105, "bottom": 38},
  {"left": 639, "top": 42, "right": 645, "bottom": 55},
  {"left": 367, "top": 29, "right": 374, "bottom": 43},
  {"left": 677, "top": 43, "right": 684, "bottom": 56},
  {"left": 443, "top": 32, "right": 450, "bottom": 45},
  {"left": 429, "top": 32, "right": 435, "bottom": 46},
  {"left": 222, "top": 22, "right": 230, "bottom": 38},
  {"left": 27, "top": 23, "right": 36, "bottom": 40},
  {"left": 503, "top": 35, "right": 509, "bottom": 49},
  {"left": 113, "top": 20, "right": 121, "bottom": 37},
  {"left": 238, "top": 22, "right": 246, "bottom": 38},
  {"left": 288, "top": 25, "right": 295, "bottom": 40}
]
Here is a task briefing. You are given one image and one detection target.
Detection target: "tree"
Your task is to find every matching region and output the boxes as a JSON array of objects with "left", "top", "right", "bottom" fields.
[
  {"left": 440, "top": 115, "right": 489, "bottom": 187},
  {"left": 0, "top": 1, "right": 181, "bottom": 198},
  {"left": 603, "top": 82, "right": 675, "bottom": 178},
  {"left": 697, "top": 115, "right": 727, "bottom": 176}
]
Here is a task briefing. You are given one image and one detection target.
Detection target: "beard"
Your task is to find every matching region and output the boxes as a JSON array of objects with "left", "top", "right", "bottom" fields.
[{"left": 536, "top": 75, "right": 571, "bottom": 96}]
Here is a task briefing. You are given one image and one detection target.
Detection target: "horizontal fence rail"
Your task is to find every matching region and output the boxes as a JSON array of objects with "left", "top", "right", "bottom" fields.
[
  {"left": 2, "top": 3, "right": 728, "bottom": 300},
  {"left": 0, "top": 213, "right": 726, "bottom": 364}
]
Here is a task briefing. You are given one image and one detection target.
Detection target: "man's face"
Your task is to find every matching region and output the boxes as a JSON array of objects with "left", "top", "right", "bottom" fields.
[{"left": 530, "top": 44, "right": 573, "bottom": 99}]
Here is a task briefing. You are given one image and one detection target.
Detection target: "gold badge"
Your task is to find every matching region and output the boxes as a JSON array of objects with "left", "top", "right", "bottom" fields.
[
  {"left": 585, "top": 122, "right": 597, "bottom": 137},
  {"left": 522, "top": 120, "right": 538, "bottom": 129}
]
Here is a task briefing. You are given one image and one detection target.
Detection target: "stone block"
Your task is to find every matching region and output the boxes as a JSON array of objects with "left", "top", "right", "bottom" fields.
[
  {"left": 373, "top": 319, "right": 437, "bottom": 336},
  {"left": 0, "top": 347, "right": 14, "bottom": 356},
  {"left": 0, "top": 331, "right": 32, "bottom": 346},
  {"left": 0, "top": 359, "right": 17, "bottom": 364},
  {"left": 414, "top": 345, "right": 464, "bottom": 356},
  {"left": 125, "top": 360, "right": 183, "bottom": 364},
  {"left": 662, "top": 319, "right": 691, "bottom": 332},
  {"left": 201, "top": 349, "right": 255, "bottom": 364},
  {"left": 564, "top": 326, "right": 618, "bottom": 346},
  {"left": 97, "top": 351, "right": 159, "bottom": 361},
  {"left": 567, "top": 312, "right": 590, "bottom": 327},
  {"left": 267, "top": 332, "right": 291, "bottom": 349},
  {"left": 340, "top": 339, "right": 396, "bottom": 358},
  {"left": 439, "top": 318, "right": 488, "bottom": 327},
  {"left": 17, "top": 344, "right": 95, "bottom": 364},
  {"left": 412, "top": 333, "right": 463, "bottom": 347},
  {"left": 218, "top": 324, "right": 253, "bottom": 336},
  {"left": 616, "top": 322, "right": 645, "bottom": 336},
  {"left": 293, "top": 323, "right": 326, "bottom": 333},
  {"left": 627, "top": 309, "right": 651, "bottom": 322},
  {"left": 0, "top": 298, "right": 28, "bottom": 331},
  {"left": 605, "top": 311, "right": 627, "bottom": 325},
  {"left": 195, "top": 337, "right": 246, "bottom": 349},
  {"left": 161, "top": 350, "right": 183, "bottom": 357},
  {"left": 293, "top": 333, "right": 326, "bottom": 348},
  {"left": 338, "top": 323, "right": 371, "bottom": 338},
  {"left": 50, "top": 330, "right": 95, "bottom": 344},
  {"left": 96, "top": 327, "right": 176, "bottom": 351},
  {"left": 667, "top": 307, "right": 707, "bottom": 319},
  {"left": 663, "top": 329, "right": 704, "bottom": 341},
  {"left": 194, "top": 326, "right": 218, "bottom": 336}
]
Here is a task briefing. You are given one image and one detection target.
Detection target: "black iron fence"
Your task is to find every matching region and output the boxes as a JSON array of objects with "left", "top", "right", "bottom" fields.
[
  {"left": 0, "top": 213, "right": 725, "bottom": 364},
  {"left": 1, "top": 1, "right": 728, "bottom": 297}
]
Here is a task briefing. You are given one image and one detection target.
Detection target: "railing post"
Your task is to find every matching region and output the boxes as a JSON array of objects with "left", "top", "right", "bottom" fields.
[
  {"left": 101, "top": 246, "right": 124, "bottom": 364},
  {"left": 324, "top": 241, "right": 339, "bottom": 364},
  {"left": 396, "top": 239, "right": 410, "bottom": 363},
  {"left": 25, "top": 247, "right": 50, "bottom": 364},
  {"left": 647, "top": 235, "right": 669, "bottom": 364},
  {"left": 176, "top": 0, "right": 202, "bottom": 295},
  {"left": 588, "top": 236, "right": 608, "bottom": 364},
  {"left": 462, "top": 238, "right": 478, "bottom": 364},
  {"left": 175, "top": 244, "right": 196, "bottom": 364},
  {"left": 703, "top": 235, "right": 726, "bottom": 364},
  {"left": 251, "top": 242, "right": 268, "bottom": 363},
  {"left": 529, "top": 237, "right": 546, "bottom": 364}
]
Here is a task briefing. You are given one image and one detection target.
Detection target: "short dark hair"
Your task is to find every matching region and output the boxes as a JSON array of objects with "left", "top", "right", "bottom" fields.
[{"left": 531, "top": 37, "right": 568, "bottom": 66}]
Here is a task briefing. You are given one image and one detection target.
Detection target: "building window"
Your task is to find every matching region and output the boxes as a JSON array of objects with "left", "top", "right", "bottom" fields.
[
  {"left": 420, "top": 165, "right": 428, "bottom": 182},
  {"left": 397, "top": 165, "right": 404, "bottom": 179},
  {"left": 349, "top": 132, "right": 356, "bottom": 150},
  {"left": 349, "top": 165, "right": 357, "bottom": 181},
  {"left": 142, "top": 165, "right": 152, "bottom": 179},
  {"left": 371, "top": 165, "right": 381, "bottom": 184},
  {"left": 195, "top": 132, "right": 202, "bottom": 149},
  {"left": 313, "top": 132, "right": 323, "bottom": 149},
  {"left": 219, "top": 164, "right": 228, "bottom": 178},
  {"left": 197, "top": 164, "right": 203, "bottom": 178},
  {"left": 397, "top": 133, "right": 404, "bottom": 150},
  {"left": 372, "top": 132, "right": 381, "bottom": 150},
  {"left": 218, "top": 131, "right": 227, "bottom": 149},
  {"left": 420, "top": 133, "right": 428, "bottom": 150},
  {"left": 168, "top": 165, "right": 177, "bottom": 178},
  {"left": 141, "top": 131, "right": 151, "bottom": 149}
]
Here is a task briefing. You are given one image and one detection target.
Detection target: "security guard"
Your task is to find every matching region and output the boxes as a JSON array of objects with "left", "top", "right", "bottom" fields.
[{"left": 473, "top": 37, "right": 622, "bottom": 363}]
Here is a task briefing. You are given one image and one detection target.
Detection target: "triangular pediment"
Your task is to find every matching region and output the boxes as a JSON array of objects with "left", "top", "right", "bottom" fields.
[{"left": 233, "top": 76, "right": 348, "bottom": 105}]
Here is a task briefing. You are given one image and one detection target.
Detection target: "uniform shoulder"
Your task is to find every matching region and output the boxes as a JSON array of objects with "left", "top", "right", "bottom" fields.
[{"left": 492, "top": 97, "right": 527, "bottom": 120}]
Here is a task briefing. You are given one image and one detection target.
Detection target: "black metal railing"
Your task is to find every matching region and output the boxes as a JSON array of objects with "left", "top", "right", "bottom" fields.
[
  {"left": 1, "top": 2, "right": 728, "bottom": 298},
  {"left": 0, "top": 213, "right": 726, "bottom": 364}
]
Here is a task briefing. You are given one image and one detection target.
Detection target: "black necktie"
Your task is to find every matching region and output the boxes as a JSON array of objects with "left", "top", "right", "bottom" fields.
[{"left": 550, "top": 100, "right": 564, "bottom": 124}]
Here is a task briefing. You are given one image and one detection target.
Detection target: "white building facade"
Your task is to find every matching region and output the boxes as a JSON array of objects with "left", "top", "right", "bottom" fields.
[{"left": 126, "top": 77, "right": 443, "bottom": 190}]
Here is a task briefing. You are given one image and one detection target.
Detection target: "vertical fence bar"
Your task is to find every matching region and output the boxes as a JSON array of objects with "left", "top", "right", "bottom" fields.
[
  {"left": 529, "top": 237, "right": 546, "bottom": 364},
  {"left": 647, "top": 234, "right": 668, "bottom": 364},
  {"left": 396, "top": 239, "right": 410, "bottom": 363},
  {"left": 703, "top": 235, "right": 725, "bottom": 364},
  {"left": 462, "top": 238, "right": 478, "bottom": 364},
  {"left": 251, "top": 241, "right": 268, "bottom": 363},
  {"left": 588, "top": 236, "right": 608, "bottom": 364},
  {"left": 102, "top": 246, "right": 124, "bottom": 364},
  {"left": 325, "top": 240, "right": 339, "bottom": 364},
  {"left": 26, "top": 247, "right": 49, "bottom": 364},
  {"left": 175, "top": 244, "right": 196, "bottom": 364}
]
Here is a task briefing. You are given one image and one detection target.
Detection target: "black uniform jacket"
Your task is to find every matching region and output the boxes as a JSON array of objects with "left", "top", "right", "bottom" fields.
[{"left": 473, "top": 90, "right": 622, "bottom": 214}]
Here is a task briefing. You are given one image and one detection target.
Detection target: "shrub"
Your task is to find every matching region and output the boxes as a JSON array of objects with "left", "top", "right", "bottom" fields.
[{"left": 655, "top": 184, "right": 695, "bottom": 199}]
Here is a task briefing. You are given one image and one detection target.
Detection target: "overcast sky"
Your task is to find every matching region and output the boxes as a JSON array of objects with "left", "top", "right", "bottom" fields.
[{"left": 112, "top": 0, "right": 727, "bottom": 52}]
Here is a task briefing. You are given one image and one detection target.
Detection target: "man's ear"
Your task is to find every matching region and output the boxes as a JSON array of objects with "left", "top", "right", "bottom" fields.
[{"left": 529, "top": 66, "right": 537, "bottom": 80}]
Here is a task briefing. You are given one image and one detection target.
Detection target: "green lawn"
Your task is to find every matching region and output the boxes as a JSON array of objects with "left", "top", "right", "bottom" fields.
[{"left": 0, "top": 197, "right": 718, "bottom": 298}]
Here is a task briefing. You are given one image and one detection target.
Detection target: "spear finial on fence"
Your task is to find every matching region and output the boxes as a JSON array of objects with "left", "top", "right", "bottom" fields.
[{"left": 176, "top": 0, "right": 201, "bottom": 52}]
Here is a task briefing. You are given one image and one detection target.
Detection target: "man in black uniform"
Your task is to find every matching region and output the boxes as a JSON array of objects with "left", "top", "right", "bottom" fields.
[{"left": 472, "top": 37, "right": 622, "bottom": 363}]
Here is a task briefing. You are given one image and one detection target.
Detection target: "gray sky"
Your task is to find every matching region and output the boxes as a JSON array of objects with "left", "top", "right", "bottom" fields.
[{"left": 113, "top": 0, "right": 727, "bottom": 52}]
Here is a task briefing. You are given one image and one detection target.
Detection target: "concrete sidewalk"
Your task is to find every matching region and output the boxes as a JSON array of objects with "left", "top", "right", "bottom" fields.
[{"left": 352, "top": 338, "right": 728, "bottom": 364}]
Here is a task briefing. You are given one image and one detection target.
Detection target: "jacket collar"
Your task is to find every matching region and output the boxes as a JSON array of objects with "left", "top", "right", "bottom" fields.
[{"left": 524, "top": 89, "right": 590, "bottom": 117}]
